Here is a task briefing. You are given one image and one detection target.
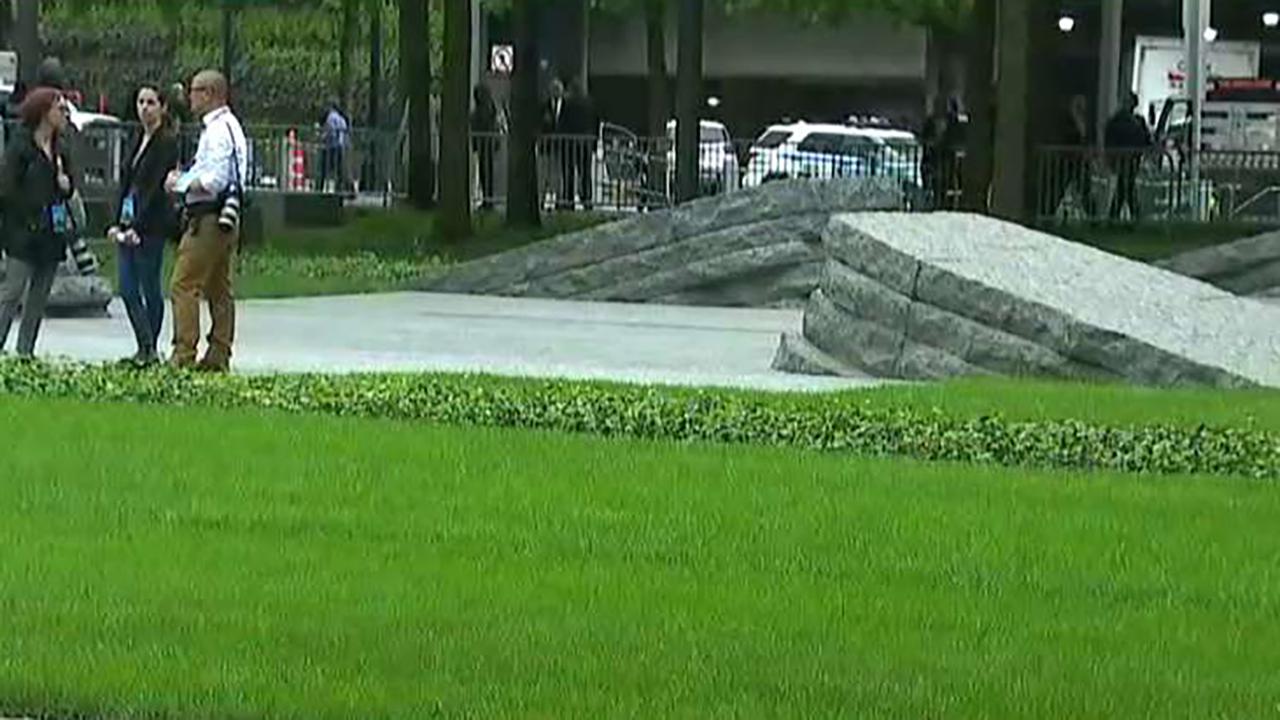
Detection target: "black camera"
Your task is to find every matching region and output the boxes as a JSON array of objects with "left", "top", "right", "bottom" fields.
[
  {"left": 69, "top": 237, "right": 98, "bottom": 276},
  {"left": 218, "top": 189, "right": 241, "bottom": 234}
]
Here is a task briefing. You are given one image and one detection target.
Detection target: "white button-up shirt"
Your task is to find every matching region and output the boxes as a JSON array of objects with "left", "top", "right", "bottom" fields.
[{"left": 175, "top": 105, "right": 248, "bottom": 205}]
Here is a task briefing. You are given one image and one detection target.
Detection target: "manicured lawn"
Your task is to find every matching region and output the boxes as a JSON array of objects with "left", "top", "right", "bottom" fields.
[
  {"left": 850, "top": 376, "right": 1280, "bottom": 431},
  {"left": 1054, "top": 220, "right": 1272, "bottom": 261},
  {"left": 87, "top": 209, "right": 614, "bottom": 300},
  {"left": 264, "top": 207, "right": 613, "bottom": 262},
  {"left": 2, "top": 397, "right": 1279, "bottom": 719}
]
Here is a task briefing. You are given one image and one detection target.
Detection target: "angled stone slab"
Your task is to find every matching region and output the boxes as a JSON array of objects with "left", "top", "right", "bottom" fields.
[
  {"left": 816, "top": 259, "right": 1108, "bottom": 381},
  {"left": 1157, "top": 230, "right": 1280, "bottom": 296},
  {"left": 808, "top": 212, "right": 1280, "bottom": 388},
  {"left": 1, "top": 259, "right": 113, "bottom": 315},
  {"left": 771, "top": 331, "right": 868, "bottom": 378},
  {"left": 420, "top": 177, "right": 903, "bottom": 307},
  {"left": 576, "top": 241, "right": 817, "bottom": 304},
  {"left": 521, "top": 214, "right": 827, "bottom": 300},
  {"left": 425, "top": 212, "right": 675, "bottom": 295},
  {"left": 659, "top": 262, "right": 823, "bottom": 308}
]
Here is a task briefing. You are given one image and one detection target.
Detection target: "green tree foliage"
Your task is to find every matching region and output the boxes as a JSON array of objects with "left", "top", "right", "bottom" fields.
[{"left": 40, "top": 0, "right": 445, "bottom": 123}]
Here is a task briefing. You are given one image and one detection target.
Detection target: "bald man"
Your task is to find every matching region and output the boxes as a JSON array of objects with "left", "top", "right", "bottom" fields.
[{"left": 165, "top": 70, "right": 247, "bottom": 372}]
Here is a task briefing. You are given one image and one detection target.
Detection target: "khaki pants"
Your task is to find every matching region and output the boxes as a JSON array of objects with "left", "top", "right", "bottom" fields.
[{"left": 170, "top": 214, "right": 237, "bottom": 368}]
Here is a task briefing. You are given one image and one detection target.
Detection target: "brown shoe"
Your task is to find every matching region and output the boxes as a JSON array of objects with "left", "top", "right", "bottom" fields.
[{"left": 195, "top": 357, "right": 230, "bottom": 374}]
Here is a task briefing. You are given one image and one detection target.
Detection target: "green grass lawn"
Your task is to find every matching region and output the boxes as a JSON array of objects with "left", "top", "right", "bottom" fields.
[
  {"left": 849, "top": 376, "right": 1280, "bottom": 431},
  {"left": 1053, "top": 221, "right": 1272, "bottom": 261},
  {"left": 3, "top": 396, "right": 1280, "bottom": 719},
  {"left": 88, "top": 209, "right": 613, "bottom": 300},
  {"left": 264, "top": 207, "right": 612, "bottom": 262}
]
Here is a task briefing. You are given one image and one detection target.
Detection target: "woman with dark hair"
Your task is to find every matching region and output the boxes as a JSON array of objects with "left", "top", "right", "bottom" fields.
[
  {"left": 0, "top": 87, "right": 76, "bottom": 358},
  {"left": 108, "top": 85, "right": 180, "bottom": 366}
]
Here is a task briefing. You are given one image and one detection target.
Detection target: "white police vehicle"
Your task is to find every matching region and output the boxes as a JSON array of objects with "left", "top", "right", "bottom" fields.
[
  {"left": 742, "top": 119, "right": 922, "bottom": 190},
  {"left": 665, "top": 119, "right": 740, "bottom": 197}
]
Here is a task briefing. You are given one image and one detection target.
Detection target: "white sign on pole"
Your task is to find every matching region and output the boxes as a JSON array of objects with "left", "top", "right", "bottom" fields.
[{"left": 490, "top": 44, "right": 514, "bottom": 75}]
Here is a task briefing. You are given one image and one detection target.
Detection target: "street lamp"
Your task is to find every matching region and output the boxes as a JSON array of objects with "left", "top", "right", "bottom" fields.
[
  {"left": 1058, "top": 15, "right": 1076, "bottom": 33},
  {"left": 1265, "top": 12, "right": 1280, "bottom": 28}
]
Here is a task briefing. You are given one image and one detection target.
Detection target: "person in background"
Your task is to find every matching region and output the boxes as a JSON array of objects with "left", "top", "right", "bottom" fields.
[
  {"left": 1105, "top": 91, "right": 1152, "bottom": 225},
  {"left": 36, "top": 57, "right": 67, "bottom": 92},
  {"left": 108, "top": 85, "right": 180, "bottom": 367},
  {"left": 541, "top": 78, "right": 567, "bottom": 208},
  {"left": 471, "top": 84, "right": 500, "bottom": 211},
  {"left": 0, "top": 88, "right": 76, "bottom": 359},
  {"left": 921, "top": 105, "right": 949, "bottom": 209},
  {"left": 164, "top": 70, "right": 248, "bottom": 373},
  {"left": 168, "top": 82, "right": 195, "bottom": 162},
  {"left": 1052, "top": 94, "right": 1097, "bottom": 219},
  {"left": 560, "top": 79, "right": 597, "bottom": 211},
  {"left": 319, "top": 100, "right": 350, "bottom": 194}
]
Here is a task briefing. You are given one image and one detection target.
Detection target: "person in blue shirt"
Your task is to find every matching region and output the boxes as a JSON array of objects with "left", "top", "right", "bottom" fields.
[{"left": 319, "top": 100, "right": 350, "bottom": 193}]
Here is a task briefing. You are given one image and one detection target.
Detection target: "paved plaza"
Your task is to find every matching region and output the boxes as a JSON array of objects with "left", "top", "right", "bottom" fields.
[{"left": 30, "top": 292, "right": 877, "bottom": 392}]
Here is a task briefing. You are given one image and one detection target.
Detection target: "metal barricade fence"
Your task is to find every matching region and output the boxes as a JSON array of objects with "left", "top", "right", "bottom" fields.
[
  {"left": 0, "top": 120, "right": 403, "bottom": 205},
  {"left": 1, "top": 119, "right": 957, "bottom": 215},
  {"left": 1037, "top": 146, "right": 1186, "bottom": 224},
  {"left": 1035, "top": 145, "right": 1280, "bottom": 225},
  {"left": 467, "top": 130, "right": 934, "bottom": 213}
]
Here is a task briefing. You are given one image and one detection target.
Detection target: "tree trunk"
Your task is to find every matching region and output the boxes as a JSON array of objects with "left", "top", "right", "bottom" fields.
[
  {"left": 16, "top": 0, "right": 40, "bottom": 87},
  {"left": 990, "top": 0, "right": 1029, "bottom": 220},
  {"left": 440, "top": 0, "right": 473, "bottom": 239},
  {"left": 645, "top": 0, "right": 669, "bottom": 207},
  {"left": 645, "top": 0, "right": 668, "bottom": 139},
  {"left": 369, "top": 0, "right": 383, "bottom": 129},
  {"left": 339, "top": 0, "right": 357, "bottom": 117},
  {"left": 0, "top": 1, "right": 14, "bottom": 51},
  {"left": 962, "top": 0, "right": 996, "bottom": 213},
  {"left": 221, "top": 1, "right": 235, "bottom": 86},
  {"left": 506, "top": 0, "right": 540, "bottom": 228},
  {"left": 400, "top": 0, "right": 435, "bottom": 209},
  {"left": 675, "top": 0, "right": 702, "bottom": 204},
  {"left": 1024, "top": 0, "right": 1057, "bottom": 220}
]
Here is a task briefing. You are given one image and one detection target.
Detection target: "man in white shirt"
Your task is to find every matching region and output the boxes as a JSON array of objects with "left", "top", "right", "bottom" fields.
[{"left": 165, "top": 70, "right": 248, "bottom": 372}]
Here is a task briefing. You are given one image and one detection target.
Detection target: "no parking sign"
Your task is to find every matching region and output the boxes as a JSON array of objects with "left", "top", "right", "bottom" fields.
[{"left": 491, "top": 45, "right": 514, "bottom": 75}]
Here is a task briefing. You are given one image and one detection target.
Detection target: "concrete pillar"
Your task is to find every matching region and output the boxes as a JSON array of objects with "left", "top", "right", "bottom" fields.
[{"left": 1097, "top": 0, "right": 1123, "bottom": 148}]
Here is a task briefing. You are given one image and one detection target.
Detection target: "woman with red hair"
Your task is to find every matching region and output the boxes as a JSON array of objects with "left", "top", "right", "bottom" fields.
[{"left": 0, "top": 87, "right": 76, "bottom": 358}]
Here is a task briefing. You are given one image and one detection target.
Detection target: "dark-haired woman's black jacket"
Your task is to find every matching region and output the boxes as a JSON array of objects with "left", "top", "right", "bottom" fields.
[{"left": 116, "top": 128, "right": 180, "bottom": 243}]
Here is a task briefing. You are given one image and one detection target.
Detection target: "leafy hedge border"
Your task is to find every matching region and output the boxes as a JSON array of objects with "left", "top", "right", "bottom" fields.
[{"left": 2, "top": 360, "right": 1277, "bottom": 479}]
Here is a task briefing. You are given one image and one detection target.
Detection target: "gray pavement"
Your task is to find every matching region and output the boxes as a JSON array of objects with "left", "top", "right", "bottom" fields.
[{"left": 28, "top": 292, "right": 877, "bottom": 392}]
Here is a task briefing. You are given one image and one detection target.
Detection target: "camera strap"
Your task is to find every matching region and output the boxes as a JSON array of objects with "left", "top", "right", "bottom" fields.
[{"left": 225, "top": 121, "right": 243, "bottom": 198}]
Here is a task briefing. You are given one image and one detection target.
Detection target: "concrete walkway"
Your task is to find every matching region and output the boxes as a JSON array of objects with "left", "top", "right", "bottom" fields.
[{"left": 30, "top": 292, "right": 876, "bottom": 392}]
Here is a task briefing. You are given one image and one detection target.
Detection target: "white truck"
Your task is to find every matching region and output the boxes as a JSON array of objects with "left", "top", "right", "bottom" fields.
[{"left": 1131, "top": 35, "right": 1260, "bottom": 129}]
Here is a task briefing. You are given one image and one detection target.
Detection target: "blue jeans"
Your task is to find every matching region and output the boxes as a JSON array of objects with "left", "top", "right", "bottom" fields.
[{"left": 118, "top": 238, "right": 165, "bottom": 354}]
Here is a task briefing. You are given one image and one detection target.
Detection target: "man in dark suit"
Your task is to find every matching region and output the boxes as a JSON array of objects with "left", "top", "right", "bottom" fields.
[
  {"left": 1105, "top": 91, "right": 1153, "bottom": 224},
  {"left": 541, "top": 78, "right": 567, "bottom": 209},
  {"left": 559, "top": 79, "right": 597, "bottom": 211}
]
